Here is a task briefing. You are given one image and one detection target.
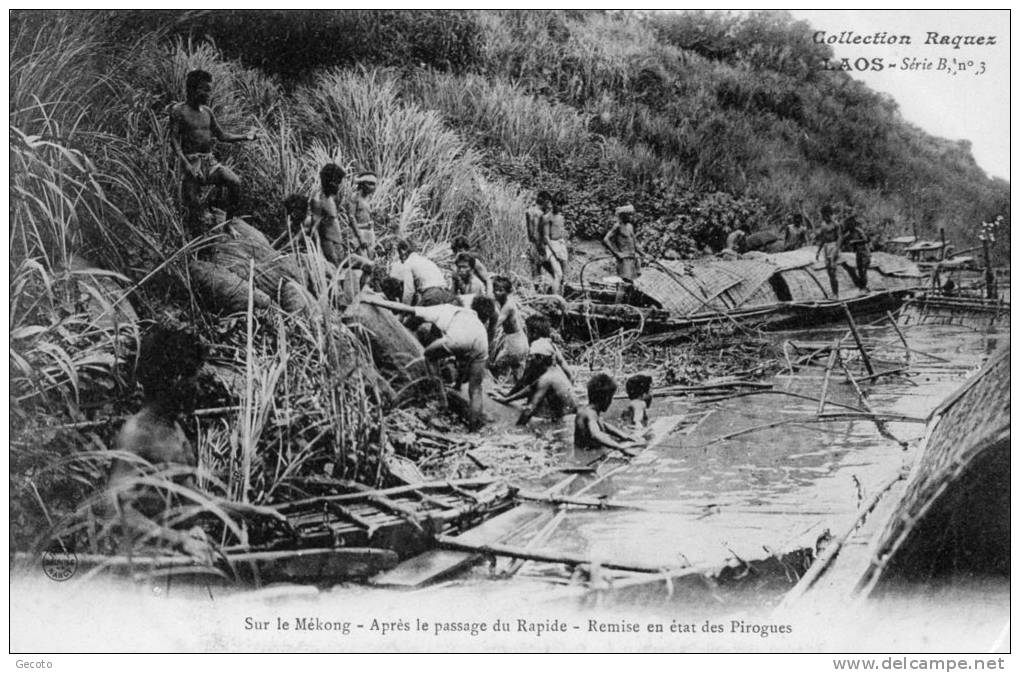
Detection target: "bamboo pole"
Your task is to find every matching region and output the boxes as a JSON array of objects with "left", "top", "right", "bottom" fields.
[
  {"left": 435, "top": 535, "right": 676, "bottom": 575},
  {"left": 838, "top": 359, "right": 909, "bottom": 448},
  {"left": 841, "top": 304, "right": 875, "bottom": 376},
  {"left": 817, "top": 345, "right": 838, "bottom": 416},
  {"left": 885, "top": 310, "right": 912, "bottom": 364},
  {"left": 849, "top": 367, "right": 909, "bottom": 383},
  {"left": 278, "top": 478, "right": 498, "bottom": 509},
  {"left": 695, "top": 389, "right": 870, "bottom": 414}
]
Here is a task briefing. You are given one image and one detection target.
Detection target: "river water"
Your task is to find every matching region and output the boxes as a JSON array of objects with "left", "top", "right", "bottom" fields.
[{"left": 10, "top": 321, "right": 1007, "bottom": 652}]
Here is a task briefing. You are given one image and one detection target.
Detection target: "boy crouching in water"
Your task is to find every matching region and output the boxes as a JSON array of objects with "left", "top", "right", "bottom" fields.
[
  {"left": 574, "top": 373, "right": 643, "bottom": 454},
  {"left": 621, "top": 374, "right": 653, "bottom": 428},
  {"left": 107, "top": 325, "right": 212, "bottom": 559},
  {"left": 362, "top": 294, "right": 496, "bottom": 431}
]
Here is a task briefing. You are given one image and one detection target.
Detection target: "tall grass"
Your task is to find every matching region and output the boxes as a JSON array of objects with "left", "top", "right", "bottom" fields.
[
  {"left": 400, "top": 70, "right": 594, "bottom": 168},
  {"left": 294, "top": 68, "right": 481, "bottom": 240},
  {"left": 9, "top": 13, "right": 110, "bottom": 135},
  {"left": 9, "top": 19, "right": 399, "bottom": 559}
]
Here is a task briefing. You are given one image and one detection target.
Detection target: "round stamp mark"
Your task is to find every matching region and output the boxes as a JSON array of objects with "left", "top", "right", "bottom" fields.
[{"left": 41, "top": 548, "right": 78, "bottom": 582}]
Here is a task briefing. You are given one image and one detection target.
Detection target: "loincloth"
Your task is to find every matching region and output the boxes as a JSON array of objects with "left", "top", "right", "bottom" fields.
[
  {"left": 616, "top": 255, "right": 640, "bottom": 281},
  {"left": 546, "top": 238, "right": 568, "bottom": 264},
  {"left": 183, "top": 153, "right": 222, "bottom": 184}
]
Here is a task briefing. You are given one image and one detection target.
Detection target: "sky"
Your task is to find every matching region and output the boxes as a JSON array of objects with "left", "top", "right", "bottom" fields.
[{"left": 790, "top": 10, "right": 1010, "bottom": 181}]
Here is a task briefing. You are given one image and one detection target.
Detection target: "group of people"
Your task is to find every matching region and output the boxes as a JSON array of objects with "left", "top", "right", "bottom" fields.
[
  {"left": 169, "top": 67, "right": 656, "bottom": 447},
  {"left": 524, "top": 191, "right": 644, "bottom": 298},
  {"left": 723, "top": 208, "right": 873, "bottom": 297}
]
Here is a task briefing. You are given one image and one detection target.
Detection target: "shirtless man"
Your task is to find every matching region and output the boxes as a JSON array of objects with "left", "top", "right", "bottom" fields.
[
  {"left": 493, "top": 314, "right": 576, "bottom": 425},
  {"left": 725, "top": 225, "right": 748, "bottom": 254},
  {"left": 495, "top": 351, "right": 576, "bottom": 426},
  {"left": 169, "top": 70, "right": 257, "bottom": 227},
  {"left": 451, "top": 236, "right": 493, "bottom": 295},
  {"left": 784, "top": 213, "right": 809, "bottom": 250},
  {"left": 603, "top": 204, "right": 642, "bottom": 300},
  {"left": 283, "top": 193, "right": 310, "bottom": 241},
  {"left": 526, "top": 191, "right": 552, "bottom": 283},
  {"left": 574, "top": 373, "right": 643, "bottom": 454},
  {"left": 842, "top": 215, "right": 871, "bottom": 291},
  {"left": 347, "top": 171, "right": 378, "bottom": 259},
  {"left": 309, "top": 163, "right": 347, "bottom": 265},
  {"left": 539, "top": 193, "right": 569, "bottom": 294},
  {"left": 815, "top": 205, "right": 842, "bottom": 296},
  {"left": 107, "top": 325, "right": 212, "bottom": 559},
  {"left": 489, "top": 276, "right": 528, "bottom": 381},
  {"left": 450, "top": 252, "right": 487, "bottom": 299}
]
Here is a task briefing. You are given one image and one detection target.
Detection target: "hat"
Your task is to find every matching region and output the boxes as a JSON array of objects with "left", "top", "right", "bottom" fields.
[
  {"left": 355, "top": 172, "right": 378, "bottom": 185},
  {"left": 615, "top": 204, "right": 635, "bottom": 215}
]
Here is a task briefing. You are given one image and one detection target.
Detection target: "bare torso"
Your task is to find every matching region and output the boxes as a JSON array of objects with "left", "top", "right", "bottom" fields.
[
  {"left": 350, "top": 195, "right": 372, "bottom": 227},
  {"left": 573, "top": 406, "right": 604, "bottom": 450},
  {"left": 526, "top": 206, "right": 543, "bottom": 243},
  {"left": 611, "top": 222, "right": 637, "bottom": 256},
  {"left": 548, "top": 213, "right": 566, "bottom": 240},
  {"left": 497, "top": 296, "right": 524, "bottom": 334},
  {"left": 114, "top": 407, "right": 193, "bottom": 466},
  {"left": 171, "top": 103, "right": 216, "bottom": 154},
  {"left": 817, "top": 220, "right": 840, "bottom": 245},
  {"left": 310, "top": 192, "right": 341, "bottom": 242}
]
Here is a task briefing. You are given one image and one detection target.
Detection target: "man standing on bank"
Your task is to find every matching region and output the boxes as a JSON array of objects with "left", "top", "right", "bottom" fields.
[
  {"left": 348, "top": 171, "right": 378, "bottom": 259},
  {"left": 815, "top": 204, "right": 842, "bottom": 297},
  {"left": 170, "top": 69, "right": 257, "bottom": 229},
  {"left": 603, "top": 204, "right": 642, "bottom": 301}
]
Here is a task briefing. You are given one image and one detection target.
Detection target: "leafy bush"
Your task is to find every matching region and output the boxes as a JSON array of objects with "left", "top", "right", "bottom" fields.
[{"left": 639, "top": 191, "right": 769, "bottom": 257}]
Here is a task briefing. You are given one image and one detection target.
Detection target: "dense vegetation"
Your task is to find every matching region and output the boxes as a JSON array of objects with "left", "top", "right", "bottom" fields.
[
  {"left": 9, "top": 10, "right": 1008, "bottom": 553},
  {"left": 104, "top": 9, "right": 1009, "bottom": 257}
]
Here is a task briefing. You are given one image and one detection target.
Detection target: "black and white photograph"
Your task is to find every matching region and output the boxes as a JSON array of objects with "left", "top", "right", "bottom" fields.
[{"left": 8, "top": 8, "right": 1011, "bottom": 660}]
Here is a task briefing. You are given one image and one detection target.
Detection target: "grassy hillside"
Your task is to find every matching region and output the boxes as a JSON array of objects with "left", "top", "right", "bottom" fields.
[
  {"left": 8, "top": 10, "right": 1009, "bottom": 551},
  {"left": 104, "top": 9, "right": 1008, "bottom": 258}
]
